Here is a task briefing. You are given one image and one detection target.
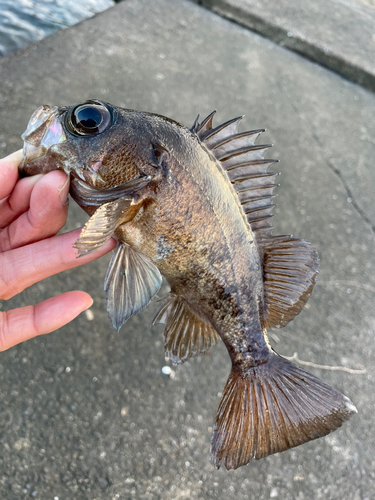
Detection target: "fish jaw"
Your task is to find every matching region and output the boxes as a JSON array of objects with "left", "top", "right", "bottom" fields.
[{"left": 20, "top": 105, "right": 69, "bottom": 176}]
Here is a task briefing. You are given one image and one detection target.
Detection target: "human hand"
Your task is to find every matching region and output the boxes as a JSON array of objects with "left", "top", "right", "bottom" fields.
[{"left": 0, "top": 150, "right": 116, "bottom": 351}]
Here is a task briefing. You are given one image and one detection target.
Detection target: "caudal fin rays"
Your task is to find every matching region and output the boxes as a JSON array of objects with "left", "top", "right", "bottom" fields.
[{"left": 211, "top": 354, "right": 356, "bottom": 469}]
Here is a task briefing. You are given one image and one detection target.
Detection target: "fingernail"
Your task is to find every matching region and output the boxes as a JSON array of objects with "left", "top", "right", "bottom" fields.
[
  {"left": 23, "top": 173, "right": 43, "bottom": 187},
  {"left": 84, "top": 297, "right": 94, "bottom": 310},
  {"left": 0, "top": 149, "right": 23, "bottom": 169},
  {"left": 58, "top": 173, "right": 70, "bottom": 205},
  {"left": 4, "top": 149, "right": 23, "bottom": 161}
]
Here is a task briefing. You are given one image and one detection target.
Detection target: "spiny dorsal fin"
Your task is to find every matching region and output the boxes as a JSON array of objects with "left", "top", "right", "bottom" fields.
[
  {"left": 193, "top": 112, "right": 278, "bottom": 240},
  {"left": 260, "top": 236, "right": 319, "bottom": 328},
  {"left": 192, "top": 110, "right": 216, "bottom": 138},
  {"left": 152, "top": 293, "right": 220, "bottom": 364},
  {"left": 193, "top": 112, "right": 319, "bottom": 327},
  {"left": 214, "top": 130, "right": 265, "bottom": 159},
  {"left": 203, "top": 116, "right": 243, "bottom": 148}
]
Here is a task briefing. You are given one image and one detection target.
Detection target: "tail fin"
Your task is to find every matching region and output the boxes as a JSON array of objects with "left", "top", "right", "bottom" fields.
[{"left": 211, "top": 353, "right": 357, "bottom": 470}]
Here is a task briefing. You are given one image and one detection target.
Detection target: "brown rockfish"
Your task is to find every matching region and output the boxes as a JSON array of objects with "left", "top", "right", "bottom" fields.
[{"left": 20, "top": 100, "right": 356, "bottom": 469}]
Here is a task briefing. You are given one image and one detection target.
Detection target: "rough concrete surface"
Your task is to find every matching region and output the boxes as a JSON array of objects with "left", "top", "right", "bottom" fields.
[
  {"left": 193, "top": 0, "right": 375, "bottom": 92},
  {"left": 0, "top": 0, "right": 374, "bottom": 498}
]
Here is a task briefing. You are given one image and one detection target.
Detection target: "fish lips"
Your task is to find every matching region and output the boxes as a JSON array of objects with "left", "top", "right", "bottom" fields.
[{"left": 20, "top": 105, "right": 67, "bottom": 176}]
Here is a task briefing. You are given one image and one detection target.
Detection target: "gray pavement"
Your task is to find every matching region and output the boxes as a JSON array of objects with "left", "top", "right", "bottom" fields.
[
  {"left": 193, "top": 0, "right": 375, "bottom": 92},
  {"left": 0, "top": 0, "right": 374, "bottom": 498}
]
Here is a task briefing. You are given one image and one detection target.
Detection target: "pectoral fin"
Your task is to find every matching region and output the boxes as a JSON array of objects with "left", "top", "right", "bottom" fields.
[
  {"left": 105, "top": 243, "right": 162, "bottom": 331},
  {"left": 153, "top": 293, "right": 220, "bottom": 363},
  {"left": 74, "top": 197, "right": 134, "bottom": 256}
]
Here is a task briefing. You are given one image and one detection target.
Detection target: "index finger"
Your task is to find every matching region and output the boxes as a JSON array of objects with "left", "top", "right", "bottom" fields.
[
  {"left": 0, "top": 150, "right": 23, "bottom": 200},
  {"left": 0, "top": 229, "right": 116, "bottom": 300}
]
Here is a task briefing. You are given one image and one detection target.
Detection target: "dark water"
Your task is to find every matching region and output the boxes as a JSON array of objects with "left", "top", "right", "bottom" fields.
[{"left": 0, "top": 0, "right": 115, "bottom": 58}]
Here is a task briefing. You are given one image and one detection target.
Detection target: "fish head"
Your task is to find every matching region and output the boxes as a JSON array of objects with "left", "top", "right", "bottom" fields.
[{"left": 20, "top": 100, "right": 160, "bottom": 189}]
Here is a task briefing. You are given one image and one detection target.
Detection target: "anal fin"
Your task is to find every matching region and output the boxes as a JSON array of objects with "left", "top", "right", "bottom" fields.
[
  {"left": 105, "top": 243, "right": 162, "bottom": 331},
  {"left": 153, "top": 294, "right": 220, "bottom": 364}
]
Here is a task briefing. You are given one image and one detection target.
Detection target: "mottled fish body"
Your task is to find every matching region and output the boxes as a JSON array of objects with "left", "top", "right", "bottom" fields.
[{"left": 20, "top": 101, "right": 356, "bottom": 469}]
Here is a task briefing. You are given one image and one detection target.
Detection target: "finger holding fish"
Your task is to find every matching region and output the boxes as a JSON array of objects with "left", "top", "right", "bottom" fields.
[
  {"left": 0, "top": 148, "right": 116, "bottom": 352},
  {"left": 0, "top": 149, "right": 23, "bottom": 200},
  {"left": 0, "top": 150, "right": 42, "bottom": 228},
  {"left": 0, "top": 173, "right": 42, "bottom": 229},
  {"left": 0, "top": 170, "right": 70, "bottom": 252},
  {"left": 0, "top": 150, "right": 67, "bottom": 240},
  {"left": 0, "top": 228, "right": 116, "bottom": 300}
]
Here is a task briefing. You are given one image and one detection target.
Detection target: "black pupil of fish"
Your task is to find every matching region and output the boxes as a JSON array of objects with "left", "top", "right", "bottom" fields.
[{"left": 75, "top": 106, "right": 103, "bottom": 129}]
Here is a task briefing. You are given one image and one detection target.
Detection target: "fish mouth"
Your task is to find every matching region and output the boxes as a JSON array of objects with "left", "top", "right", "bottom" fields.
[{"left": 19, "top": 105, "right": 67, "bottom": 175}]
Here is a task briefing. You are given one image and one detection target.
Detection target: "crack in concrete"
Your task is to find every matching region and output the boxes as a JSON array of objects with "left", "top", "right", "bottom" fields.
[
  {"left": 286, "top": 97, "right": 375, "bottom": 235},
  {"left": 311, "top": 132, "right": 375, "bottom": 235}
]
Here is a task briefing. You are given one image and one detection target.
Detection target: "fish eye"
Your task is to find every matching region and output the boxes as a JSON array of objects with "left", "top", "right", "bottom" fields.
[{"left": 66, "top": 102, "right": 112, "bottom": 136}]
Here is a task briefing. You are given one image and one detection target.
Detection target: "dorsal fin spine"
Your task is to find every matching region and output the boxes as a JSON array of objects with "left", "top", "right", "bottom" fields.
[
  {"left": 192, "top": 114, "right": 200, "bottom": 132},
  {"left": 203, "top": 115, "right": 242, "bottom": 140},
  {"left": 218, "top": 144, "right": 272, "bottom": 163},
  {"left": 196, "top": 110, "right": 216, "bottom": 138},
  {"left": 212, "top": 129, "right": 264, "bottom": 150},
  {"left": 239, "top": 193, "right": 277, "bottom": 206},
  {"left": 220, "top": 144, "right": 272, "bottom": 159},
  {"left": 212, "top": 130, "right": 265, "bottom": 157},
  {"left": 247, "top": 214, "right": 273, "bottom": 223},
  {"left": 230, "top": 171, "right": 278, "bottom": 181},
  {"left": 225, "top": 159, "right": 277, "bottom": 172},
  {"left": 243, "top": 204, "right": 275, "bottom": 216},
  {"left": 234, "top": 180, "right": 277, "bottom": 190}
]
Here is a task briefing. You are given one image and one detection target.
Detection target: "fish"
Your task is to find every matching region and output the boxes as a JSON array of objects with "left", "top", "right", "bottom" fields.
[{"left": 20, "top": 100, "right": 357, "bottom": 469}]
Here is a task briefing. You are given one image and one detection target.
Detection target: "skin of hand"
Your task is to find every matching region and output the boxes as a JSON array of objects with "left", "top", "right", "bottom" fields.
[{"left": 0, "top": 150, "right": 116, "bottom": 351}]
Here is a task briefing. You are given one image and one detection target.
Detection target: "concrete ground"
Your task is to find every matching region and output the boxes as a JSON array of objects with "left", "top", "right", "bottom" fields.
[
  {"left": 194, "top": 0, "right": 375, "bottom": 92},
  {"left": 0, "top": 0, "right": 374, "bottom": 498}
]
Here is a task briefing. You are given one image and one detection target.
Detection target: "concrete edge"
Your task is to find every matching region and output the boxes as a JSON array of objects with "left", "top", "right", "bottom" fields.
[{"left": 191, "top": 0, "right": 375, "bottom": 93}]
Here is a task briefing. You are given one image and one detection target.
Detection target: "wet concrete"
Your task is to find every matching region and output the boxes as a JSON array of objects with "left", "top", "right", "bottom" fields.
[{"left": 0, "top": 0, "right": 374, "bottom": 498}]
